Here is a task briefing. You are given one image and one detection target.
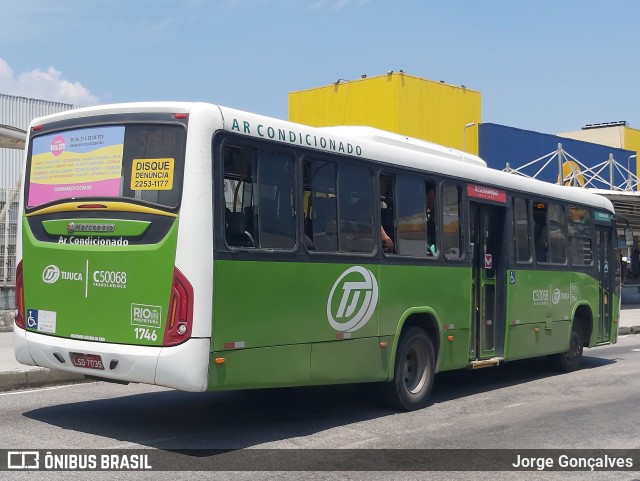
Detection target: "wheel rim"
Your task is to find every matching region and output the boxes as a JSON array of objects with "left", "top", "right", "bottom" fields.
[{"left": 402, "top": 342, "right": 428, "bottom": 394}]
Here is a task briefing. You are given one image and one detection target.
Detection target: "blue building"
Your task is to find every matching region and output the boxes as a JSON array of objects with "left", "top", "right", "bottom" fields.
[{"left": 479, "top": 123, "right": 635, "bottom": 190}]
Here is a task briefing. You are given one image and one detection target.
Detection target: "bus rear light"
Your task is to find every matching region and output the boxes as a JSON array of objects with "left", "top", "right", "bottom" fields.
[
  {"left": 172, "top": 113, "right": 188, "bottom": 120},
  {"left": 32, "top": 125, "right": 43, "bottom": 131},
  {"left": 15, "top": 261, "right": 25, "bottom": 329},
  {"left": 163, "top": 267, "right": 193, "bottom": 346}
]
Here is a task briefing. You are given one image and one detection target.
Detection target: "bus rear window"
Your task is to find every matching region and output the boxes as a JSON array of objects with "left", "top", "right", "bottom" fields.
[{"left": 26, "top": 124, "right": 186, "bottom": 209}]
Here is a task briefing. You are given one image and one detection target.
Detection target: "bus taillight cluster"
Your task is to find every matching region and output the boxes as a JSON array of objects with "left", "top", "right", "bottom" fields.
[
  {"left": 14, "top": 261, "right": 25, "bottom": 329},
  {"left": 163, "top": 267, "right": 194, "bottom": 346}
]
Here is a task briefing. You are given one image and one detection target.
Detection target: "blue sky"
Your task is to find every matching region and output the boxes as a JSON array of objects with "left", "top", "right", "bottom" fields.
[{"left": 1, "top": 0, "right": 639, "bottom": 135}]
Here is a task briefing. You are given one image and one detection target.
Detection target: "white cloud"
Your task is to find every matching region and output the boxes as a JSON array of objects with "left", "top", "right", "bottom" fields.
[{"left": 0, "top": 57, "right": 99, "bottom": 106}]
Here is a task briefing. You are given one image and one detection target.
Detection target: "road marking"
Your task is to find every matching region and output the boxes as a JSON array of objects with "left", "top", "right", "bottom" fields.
[
  {"left": 0, "top": 382, "right": 97, "bottom": 397},
  {"left": 631, "top": 348, "right": 640, "bottom": 352},
  {"left": 506, "top": 402, "right": 526, "bottom": 408}
]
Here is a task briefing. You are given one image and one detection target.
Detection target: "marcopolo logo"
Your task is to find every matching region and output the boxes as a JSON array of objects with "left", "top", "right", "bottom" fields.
[
  {"left": 42, "top": 265, "right": 60, "bottom": 284},
  {"left": 327, "top": 266, "right": 378, "bottom": 333}
]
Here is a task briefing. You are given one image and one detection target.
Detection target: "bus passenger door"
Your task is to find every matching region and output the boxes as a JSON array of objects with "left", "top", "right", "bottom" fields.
[
  {"left": 470, "top": 202, "right": 506, "bottom": 361},
  {"left": 596, "top": 225, "right": 613, "bottom": 342}
]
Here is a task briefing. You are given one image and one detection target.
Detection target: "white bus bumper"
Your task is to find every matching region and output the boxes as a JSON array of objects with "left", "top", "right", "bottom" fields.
[{"left": 14, "top": 326, "right": 210, "bottom": 392}]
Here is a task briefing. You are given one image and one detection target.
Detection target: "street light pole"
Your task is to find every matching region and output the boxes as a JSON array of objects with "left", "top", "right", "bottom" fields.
[{"left": 463, "top": 122, "right": 476, "bottom": 152}]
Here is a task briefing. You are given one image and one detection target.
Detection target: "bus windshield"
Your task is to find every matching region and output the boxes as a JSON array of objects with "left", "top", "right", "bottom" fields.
[{"left": 26, "top": 124, "right": 186, "bottom": 210}]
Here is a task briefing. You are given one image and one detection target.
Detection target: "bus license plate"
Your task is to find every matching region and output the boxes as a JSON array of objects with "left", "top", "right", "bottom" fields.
[{"left": 70, "top": 352, "right": 104, "bottom": 370}]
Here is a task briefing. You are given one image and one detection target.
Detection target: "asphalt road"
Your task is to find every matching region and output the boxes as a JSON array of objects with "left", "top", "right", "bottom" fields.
[{"left": 2, "top": 336, "right": 640, "bottom": 481}]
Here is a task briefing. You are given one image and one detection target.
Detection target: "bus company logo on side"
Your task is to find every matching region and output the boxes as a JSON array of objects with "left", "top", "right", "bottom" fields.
[
  {"left": 552, "top": 288, "right": 570, "bottom": 305},
  {"left": 42, "top": 265, "right": 60, "bottom": 284},
  {"left": 532, "top": 289, "right": 549, "bottom": 306},
  {"left": 41, "top": 264, "right": 83, "bottom": 284},
  {"left": 327, "top": 266, "right": 378, "bottom": 333}
]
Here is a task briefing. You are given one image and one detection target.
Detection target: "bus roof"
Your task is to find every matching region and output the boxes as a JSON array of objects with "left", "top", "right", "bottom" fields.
[{"left": 29, "top": 101, "right": 615, "bottom": 213}]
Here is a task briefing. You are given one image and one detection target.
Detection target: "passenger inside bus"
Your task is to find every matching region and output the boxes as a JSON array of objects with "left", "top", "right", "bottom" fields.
[
  {"left": 534, "top": 211, "right": 548, "bottom": 262},
  {"left": 380, "top": 197, "right": 395, "bottom": 253}
]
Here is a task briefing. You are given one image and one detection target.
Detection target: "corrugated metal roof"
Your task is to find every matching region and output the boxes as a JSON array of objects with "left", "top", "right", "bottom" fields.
[{"left": 0, "top": 93, "right": 79, "bottom": 187}]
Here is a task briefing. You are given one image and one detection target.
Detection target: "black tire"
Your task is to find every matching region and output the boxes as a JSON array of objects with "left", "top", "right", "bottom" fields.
[
  {"left": 383, "top": 327, "right": 435, "bottom": 411},
  {"left": 548, "top": 327, "right": 583, "bottom": 372}
]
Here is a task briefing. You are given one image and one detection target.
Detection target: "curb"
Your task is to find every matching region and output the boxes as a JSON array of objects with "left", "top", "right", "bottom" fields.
[
  {"left": 618, "top": 326, "right": 640, "bottom": 336},
  {"left": 0, "top": 368, "right": 88, "bottom": 392}
]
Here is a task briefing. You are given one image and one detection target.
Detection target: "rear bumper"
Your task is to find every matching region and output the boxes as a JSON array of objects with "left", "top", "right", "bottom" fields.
[{"left": 14, "top": 326, "right": 210, "bottom": 392}]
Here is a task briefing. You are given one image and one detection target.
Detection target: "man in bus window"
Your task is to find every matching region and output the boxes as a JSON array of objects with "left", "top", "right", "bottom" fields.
[{"left": 380, "top": 199, "right": 395, "bottom": 253}]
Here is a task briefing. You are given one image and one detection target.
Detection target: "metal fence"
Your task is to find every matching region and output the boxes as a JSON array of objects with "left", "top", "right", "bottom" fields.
[{"left": 0, "top": 186, "right": 19, "bottom": 285}]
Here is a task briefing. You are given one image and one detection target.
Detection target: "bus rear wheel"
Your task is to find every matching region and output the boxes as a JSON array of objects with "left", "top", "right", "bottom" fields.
[
  {"left": 549, "top": 327, "right": 583, "bottom": 372},
  {"left": 384, "top": 327, "right": 435, "bottom": 411}
]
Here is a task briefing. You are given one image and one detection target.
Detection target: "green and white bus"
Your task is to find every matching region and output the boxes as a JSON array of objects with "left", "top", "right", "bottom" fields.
[{"left": 14, "top": 102, "right": 620, "bottom": 410}]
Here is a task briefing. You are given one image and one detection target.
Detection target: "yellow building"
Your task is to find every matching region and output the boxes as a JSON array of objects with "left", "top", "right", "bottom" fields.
[
  {"left": 288, "top": 72, "right": 482, "bottom": 154},
  {"left": 558, "top": 122, "right": 640, "bottom": 178}
]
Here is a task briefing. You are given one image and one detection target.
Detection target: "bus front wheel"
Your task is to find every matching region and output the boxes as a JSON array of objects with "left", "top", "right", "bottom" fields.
[{"left": 384, "top": 327, "right": 435, "bottom": 411}]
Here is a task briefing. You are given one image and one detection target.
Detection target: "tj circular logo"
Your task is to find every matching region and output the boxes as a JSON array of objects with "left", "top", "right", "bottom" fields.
[
  {"left": 42, "top": 265, "right": 60, "bottom": 284},
  {"left": 327, "top": 266, "right": 378, "bottom": 332},
  {"left": 552, "top": 288, "right": 561, "bottom": 305}
]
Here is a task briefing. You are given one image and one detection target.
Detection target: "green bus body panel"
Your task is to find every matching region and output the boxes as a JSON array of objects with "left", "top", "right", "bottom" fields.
[
  {"left": 439, "top": 328, "right": 470, "bottom": 369},
  {"left": 22, "top": 216, "right": 179, "bottom": 345},
  {"left": 210, "top": 260, "right": 473, "bottom": 390},
  {"left": 309, "top": 336, "right": 391, "bottom": 384},
  {"left": 507, "top": 321, "right": 570, "bottom": 360},
  {"left": 208, "top": 337, "right": 392, "bottom": 390},
  {"left": 42, "top": 219, "right": 151, "bottom": 237},
  {"left": 505, "top": 269, "right": 610, "bottom": 360},
  {"left": 210, "top": 344, "right": 311, "bottom": 390},
  {"left": 209, "top": 259, "right": 617, "bottom": 390}
]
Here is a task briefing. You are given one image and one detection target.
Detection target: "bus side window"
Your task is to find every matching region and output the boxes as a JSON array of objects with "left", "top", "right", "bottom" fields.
[
  {"left": 568, "top": 206, "right": 593, "bottom": 266},
  {"left": 304, "top": 160, "right": 338, "bottom": 252},
  {"left": 338, "top": 163, "right": 375, "bottom": 253},
  {"left": 257, "top": 151, "right": 296, "bottom": 249},
  {"left": 222, "top": 146, "right": 295, "bottom": 249},
  {"left": 426, "top": 181, "right": 437, "bottom": 256},
  {"left": 395, "top": 175, "right": 428, "bottom": 257},
  {"left": 547, "top": 203, "right": 567, "bottom": 264},
  {"left": 380, "top": 174, "right": 395, "bottom": 254},
  {"left": 533, "top": 202, "right": 548, "bottom": 262},
  {"left": 513, "top": 197, "right": 532, "bottom": 263},
  {"left": 442, "top": 183, "right": 462, "bottom": 259},
  {"left": 223, "top": 146, "right": 256, "bottom": 248}
]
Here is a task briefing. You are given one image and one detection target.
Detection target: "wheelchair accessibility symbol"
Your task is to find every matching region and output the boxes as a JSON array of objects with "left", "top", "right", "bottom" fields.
[{"left": 27, "top": 310, "right": 38, "bottom": 329}]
